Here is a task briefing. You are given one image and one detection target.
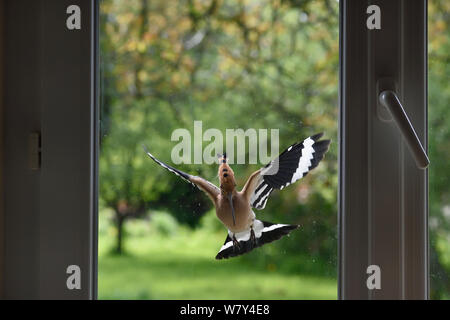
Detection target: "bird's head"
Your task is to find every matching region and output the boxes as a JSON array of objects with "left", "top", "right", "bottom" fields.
[
  {"left": 218, "top": 153, "right": 237, "bottom": 226},
  {"left": 218, "top": 153, "right": 236, "bottom": 194}
]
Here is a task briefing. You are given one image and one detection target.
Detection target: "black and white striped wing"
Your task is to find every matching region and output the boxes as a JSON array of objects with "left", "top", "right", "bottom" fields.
[
  {"left": 249, "top": 133, "right": 330, "bottom": 210},
  {"left": 143, "top": 145, "right": 220, "bottom": 201},
  {"left": 215, "top": 220, "right": 299, "bottom": 259}
]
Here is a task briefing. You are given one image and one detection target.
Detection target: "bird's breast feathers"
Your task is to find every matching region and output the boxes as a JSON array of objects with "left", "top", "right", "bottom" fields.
[{"left": 215, "top": 194, "right": 254, "bottom": 232}]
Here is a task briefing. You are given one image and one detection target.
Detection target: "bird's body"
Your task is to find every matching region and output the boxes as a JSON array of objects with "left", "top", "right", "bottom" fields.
[
  {"left": 216, "top": 190, "right": 255, "bottom": 233},
  {"left": 144, "top": 133, "right": 330, "bottom": 259},
  {"left": 215, "top": 154, "right": 255, "bottom": 233}
]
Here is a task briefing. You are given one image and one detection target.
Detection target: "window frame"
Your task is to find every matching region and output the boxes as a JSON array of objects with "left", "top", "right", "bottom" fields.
[
  {"left": 0, "top": 0, "right": 99, "bottom": 299},
  {"left": 0, "top": 0, "right": 430, "bottom": 300},
  {"left": 338, "top": 0, "right": 428, "bottom": 299}
]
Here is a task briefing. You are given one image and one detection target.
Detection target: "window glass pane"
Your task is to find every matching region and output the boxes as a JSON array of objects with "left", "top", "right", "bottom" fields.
[
  {"left": 99, "top": 0, "right": 338, "bottom": 299},
  {"left": 429, "top": 0, "right": 450, "bottom": 300}
]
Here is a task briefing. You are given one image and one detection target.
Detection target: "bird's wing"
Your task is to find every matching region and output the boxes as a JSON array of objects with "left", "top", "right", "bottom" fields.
[
  {"left": 241, "top": 133, "right": 331, "bottom": 210},
  {"left": 215, "top": 220, "right": 299, "bottom": 259},
  {"left": 143, "top": 145, "right": 220, "bottom": 203}
]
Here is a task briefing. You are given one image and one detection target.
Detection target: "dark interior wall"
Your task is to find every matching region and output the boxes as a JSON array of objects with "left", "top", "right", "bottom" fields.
[{"left": 1, "top": 0, "right": 97, "bottom": 299}]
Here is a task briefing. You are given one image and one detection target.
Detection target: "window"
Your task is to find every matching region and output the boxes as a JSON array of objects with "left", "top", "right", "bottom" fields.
[{"left": 1, "top": 0, "right": 448, "bottom": 301}]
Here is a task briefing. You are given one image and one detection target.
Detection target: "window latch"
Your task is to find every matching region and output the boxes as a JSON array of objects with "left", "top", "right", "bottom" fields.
[{"left": 378, "top": 90, "right": 429, "bottom": 169}]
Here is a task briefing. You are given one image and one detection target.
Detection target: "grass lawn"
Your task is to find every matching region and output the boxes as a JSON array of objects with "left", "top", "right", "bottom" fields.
[{"left": 98, "top": 215, "right": 337, "bottom": 300}]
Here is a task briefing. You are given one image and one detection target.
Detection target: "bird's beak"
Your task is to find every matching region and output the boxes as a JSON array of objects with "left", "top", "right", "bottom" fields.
[{"left": 227, "top": 193, "right": 236, "bottom": 226}]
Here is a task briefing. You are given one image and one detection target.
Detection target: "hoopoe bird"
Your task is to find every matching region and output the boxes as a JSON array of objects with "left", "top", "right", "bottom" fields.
[{"left": 143, "top": 133, "right": 330, "bottom": 259}]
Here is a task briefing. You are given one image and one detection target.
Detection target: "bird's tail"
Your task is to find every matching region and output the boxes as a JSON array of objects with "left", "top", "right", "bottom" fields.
[{"left": 215, "top": 220, "right": 299, "bottom": 260}]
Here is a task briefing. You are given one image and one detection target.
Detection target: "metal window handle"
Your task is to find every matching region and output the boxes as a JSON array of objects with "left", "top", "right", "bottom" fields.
[{"left": 379, "top": 90, "right": 429, "bottom": 169}]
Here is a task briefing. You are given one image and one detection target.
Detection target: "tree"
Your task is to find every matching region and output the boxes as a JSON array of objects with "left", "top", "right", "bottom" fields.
[
  {"left": 99, "top": 0, "right": 450, "bottom": 299},
  {"left": 100, "top": 0, "right": 339, "bottom": 260}
]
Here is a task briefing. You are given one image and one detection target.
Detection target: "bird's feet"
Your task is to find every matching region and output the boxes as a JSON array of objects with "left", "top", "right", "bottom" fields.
[
  {"left": 250, "top": 228, "right": 257, "bottom": 246},
  {"left": 232, "top": 235, "right": 241, "bottom": 250}
]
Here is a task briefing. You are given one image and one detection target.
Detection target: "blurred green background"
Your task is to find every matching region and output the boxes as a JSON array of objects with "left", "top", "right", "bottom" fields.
[{"left": 98, "top": 0, "right": 450, "bottom": 299}]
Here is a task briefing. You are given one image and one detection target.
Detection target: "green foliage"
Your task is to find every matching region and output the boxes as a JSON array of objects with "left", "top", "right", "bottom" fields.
[
  {"left": 100, "top": 0, "right": 339, "bottom": 258},
  {"left": 150, "top": 211, "right": 180, "bottom": 237},
  {"left": 99, "top": 0, "right": 450, "bottom": 299},
  {"left": 199, "top": 208, "right": 224, "bottom": 233},
  {"left": 428, "top": 0, "right": 450, "bottom": 299}
]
